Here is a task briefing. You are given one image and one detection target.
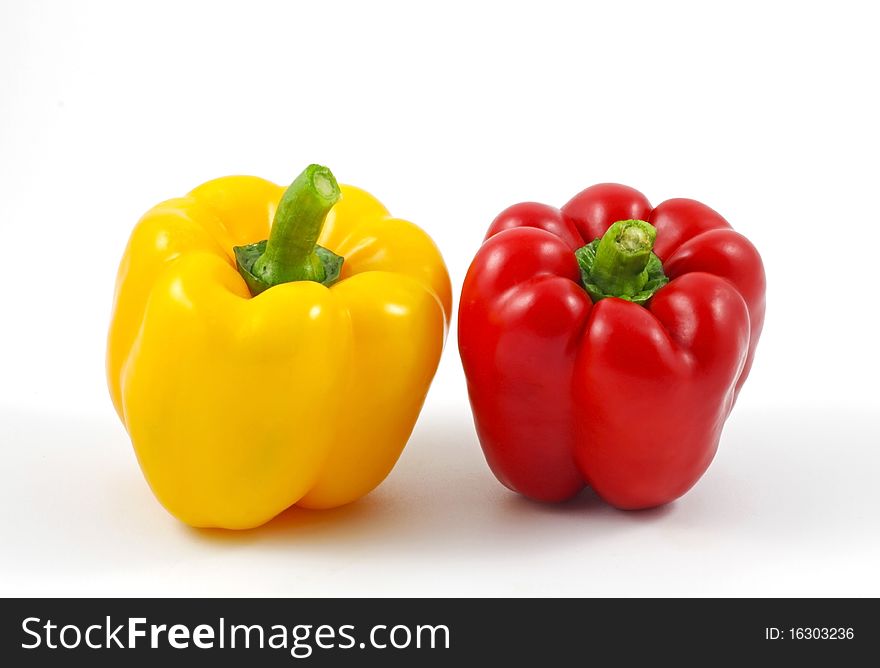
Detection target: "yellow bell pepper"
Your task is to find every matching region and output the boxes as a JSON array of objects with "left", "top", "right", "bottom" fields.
[{"left": 107, "top": 165, "right": 451, "bottom": 529}]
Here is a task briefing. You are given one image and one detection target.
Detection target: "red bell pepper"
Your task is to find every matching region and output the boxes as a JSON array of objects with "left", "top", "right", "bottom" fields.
[{"left": 458, "top": 184, "right": 765, "bottom": 509}]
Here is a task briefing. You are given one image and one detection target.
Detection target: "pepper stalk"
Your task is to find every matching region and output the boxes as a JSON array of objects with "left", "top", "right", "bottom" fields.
[
  {"left": 574, "top": 219, "right": 669, "bottom": 305},
  {"left": 234, "top": 164, "right": 344, "bottom": 296}
]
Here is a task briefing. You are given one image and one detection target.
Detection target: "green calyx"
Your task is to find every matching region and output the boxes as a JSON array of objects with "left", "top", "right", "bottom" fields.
[
  {"left": 575, "top": 219, "right": 668, "bottom": 305},
  {"left": 234, "top": 164, "right": 343, "bottom": 296}
]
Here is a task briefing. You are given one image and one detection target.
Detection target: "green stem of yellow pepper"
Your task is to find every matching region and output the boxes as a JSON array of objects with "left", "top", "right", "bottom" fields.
[
  {"left": 250, "top": 164, "right": 341, "bottom": 287},
  {"left": 233, "top": 165, "right": 344, "bottom": 296}
]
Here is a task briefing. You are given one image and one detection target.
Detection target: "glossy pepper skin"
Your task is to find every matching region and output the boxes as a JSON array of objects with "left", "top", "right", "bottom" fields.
[
  {"left": 458, "top": 184, "right": 765, "bottom": 509},
  {"left": 108, "top": 169, "right": 451, "bottom": 529}
]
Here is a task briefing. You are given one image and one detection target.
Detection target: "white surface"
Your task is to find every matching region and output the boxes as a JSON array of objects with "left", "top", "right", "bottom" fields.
[{"left": 1, "top": 0, "right": 879, "bottom": 596}]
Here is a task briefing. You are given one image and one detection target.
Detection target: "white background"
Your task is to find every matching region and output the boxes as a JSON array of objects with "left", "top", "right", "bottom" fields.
[{"left": 1, "top": 0, "right": 878, "bottom": 596}]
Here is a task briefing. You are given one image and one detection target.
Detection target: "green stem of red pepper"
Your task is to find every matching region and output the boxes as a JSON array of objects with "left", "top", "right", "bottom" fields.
[
  {"left": 591, "top": 220, "right": 656, "bottom": 295},
  {"left": 233, "top": 164, "right": 344, "bottom": 296},
  {"left": 575, "top": 220, "right": 669, "bottom": 305}
]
